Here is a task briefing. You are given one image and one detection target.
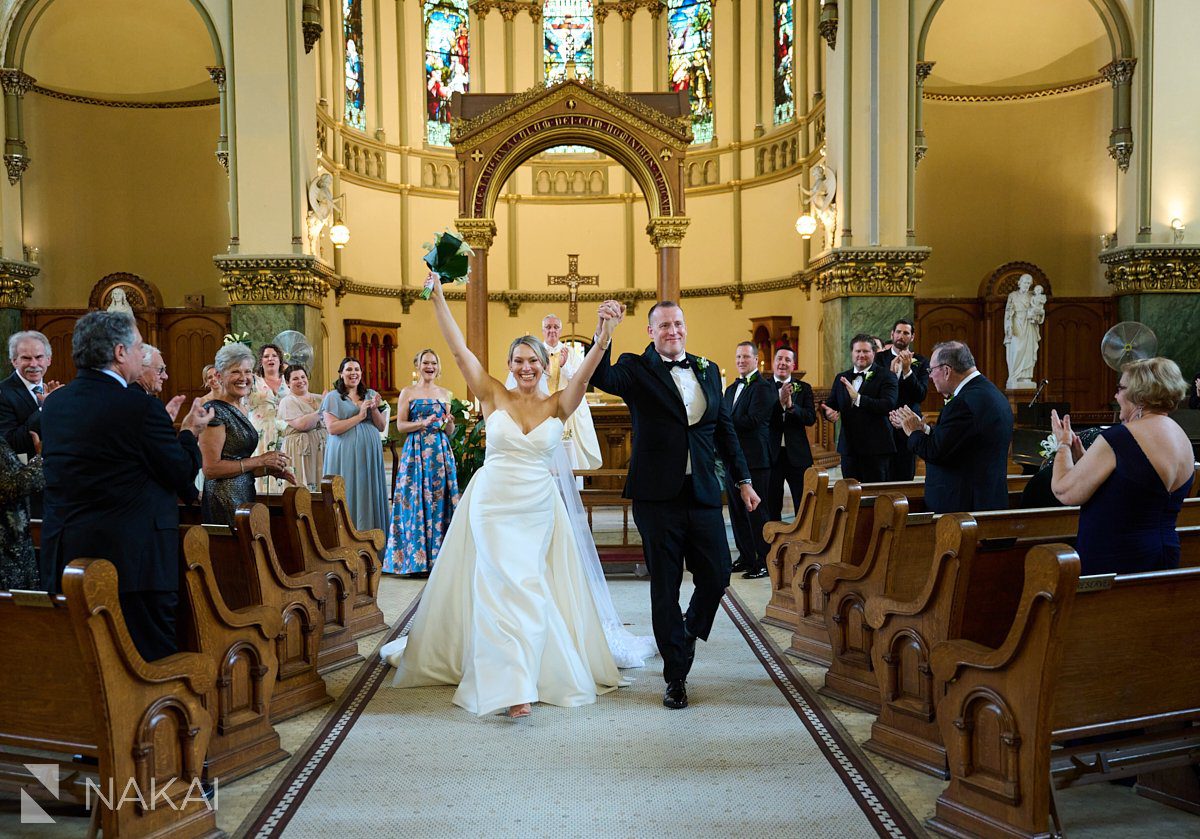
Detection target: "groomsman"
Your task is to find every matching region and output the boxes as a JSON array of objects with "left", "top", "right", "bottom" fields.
[
  {"left": 890, "top": 341, "right": 1013, "bottom": 513},
  {"left": 768, "top": 346, "right": 815, "bottom": 520},
  {"left": 723, "top": 342, "right": 775, "bottom": 579},
  {"left": 820, "top": 334, "right": 898, "bottom": 483},
  {"left": 879, "top": 319, "right": 929, "bottom": 481}
]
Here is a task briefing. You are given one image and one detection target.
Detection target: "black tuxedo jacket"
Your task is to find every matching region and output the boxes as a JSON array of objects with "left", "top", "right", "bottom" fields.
[
  {"left": 130, "top": 381, "right": 200, "bottom": 505},
  {"left": 907, "top": 374, "right": 1013, "bottom": 513},
  {"left": 722, "top": 374, "right": 775, "bottom": 471},
  {"left": 0, "top": 370, "right": 41, "bottom": 456},
  {"left": 881, "top": 347, "right": 930, "bottom": 414},
  {"left": 592, "top": 343, "right": 749, "bottom": 507},
  {"left": 769, "top": 378, "right": 816, "bottom": 467},
  {"left": 40, "top": 368, "right": 202, "bottom": 593},
  {"left": 826, "top": 363, "right": 898, "bottom": 456}
]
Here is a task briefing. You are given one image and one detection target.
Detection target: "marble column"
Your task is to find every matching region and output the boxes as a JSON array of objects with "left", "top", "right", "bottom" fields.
[
  {"left": 646, "top": 217, "right": 690, "bottom": 302},
  {"left": 1100, "top": 244, "right": 1200, "bottom": 380},
  {"left": 456, "top": 218, "right": 497, "bottom": 375},
  {"left": 802, "top": 247, "right": 930, "bottom": 382},
  {"left": 0, "top": 258, "right": 38, "bottom": 348},
  {"left": 213, "top": 254, "right": 337, "bottom": 377}
]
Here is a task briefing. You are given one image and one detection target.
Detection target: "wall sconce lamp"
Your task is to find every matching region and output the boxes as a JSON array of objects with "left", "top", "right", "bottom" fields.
[
  {"left": 795, "top": 213, "right": 818, "bottom": 240},
  {"left": 1171, "top": 217, "right": 1185, "bottom": 244},
  {"left": 330, "top": 221, "right": 351, "bottom": 248}
]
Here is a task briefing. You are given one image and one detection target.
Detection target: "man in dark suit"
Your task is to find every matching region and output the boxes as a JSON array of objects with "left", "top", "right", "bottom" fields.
[
  {"left": 890, "top": 340, "right": 1013, "bottom": 513},
  {"left": 592, "top": 300, "right": 759, "bottom": 710},
  {"left": 820, "top": 333, "right": 899, "bottom": 483},
  {"left": 767, "top": 346, "right": 815, "bottom": 520},
  {"left": 723, "top": 341, "right": 775, "bottom": 579},
  {"left": 0, "top": 331, "right": 60, "bottom": 517},
  {"left": 131, "top": 344, "right": 187, "bottom": 422},
  {"left": 40, "top": 312, "right": 211, "bottom": 661},
  {"left": 879, "top": 319, "right": 930, "bottom": 481}
]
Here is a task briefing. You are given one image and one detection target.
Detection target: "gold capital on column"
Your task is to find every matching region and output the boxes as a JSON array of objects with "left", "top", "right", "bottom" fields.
[
  {"left": 801, "top": 248, "right": 931, "bottom": 302},
  {"left": 645, "top": 216, "right": 690, "bottom": 248},
  {"left": 0, "top": 259, "right": 39, "bottom": 307},
  {"left": 1100, "top": 245, "right": 1200, "bottom": 294},
  {"left": 214, "top": 254, "right": 340, "bottom": 306},
  {"left": 456, "top": 217, "right": 498, "bottom": 249}
]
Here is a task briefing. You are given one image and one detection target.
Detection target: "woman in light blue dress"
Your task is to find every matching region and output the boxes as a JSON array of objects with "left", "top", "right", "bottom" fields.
[{"left": 321, "top": 357, "right": 389, "bottom": 535}]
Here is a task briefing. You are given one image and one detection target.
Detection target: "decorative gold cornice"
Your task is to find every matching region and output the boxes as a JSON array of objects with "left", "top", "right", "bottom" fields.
[
  {"left": 594, "top": 0, "right": 665, "bottom": 22},
  {"left": 30, "top": 85, "right": 218, "bottom": 109},
  {"left": 214, "top": 254, "right": 341, "bottom": 306},
  {"left": 923, "top": 76, "right": 1106, "bottom": 103},
  {"left": 471, "top": 0, "right": 542, "bottom": 21},
  {"left": 801, "top": 248, "right": 931, "bottom": 301},
  {"left": 646, "top": 216, "right": 691, "bottom": 248},
  {"left": 0, "top": 68, "right": 35, "bottom": 97},
  {"left": 455, "top": 217, "right": 498, "bottom": 249},
  {"left": 1099, "top": 245, "right": 1200, "bottom": 295},
  {"left": 0, "top": 258, "right": 39, "bottom": 307},
  {"left": 451, "top": 78, "right": 692, "bottom": 149}
]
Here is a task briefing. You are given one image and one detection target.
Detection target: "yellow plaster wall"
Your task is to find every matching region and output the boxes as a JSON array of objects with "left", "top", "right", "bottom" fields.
[
  {"left": 21, "top": 96, "right": 228, "bottom": 308},
  {"left": 916, "top": 87, "right": 1114, "bottom": 297}
]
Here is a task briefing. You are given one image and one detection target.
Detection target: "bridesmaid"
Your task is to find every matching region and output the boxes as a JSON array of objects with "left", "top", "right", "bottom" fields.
[
  {"left": 383, "top": 349, "right": 460, "bottom": 575},
  {"left": 321, "top": 357, "right": 389, "bottom": 535},
  {"left": 278, "top": 365, "right": 327, "bottom": 489},
  {"left": 248, "top": 343, "right": 288, "bottom": 494}
]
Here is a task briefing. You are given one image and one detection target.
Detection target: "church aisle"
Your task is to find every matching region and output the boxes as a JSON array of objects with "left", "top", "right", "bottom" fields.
[{"left": 241, "top": 577, "right": 919, "bottom": 838}]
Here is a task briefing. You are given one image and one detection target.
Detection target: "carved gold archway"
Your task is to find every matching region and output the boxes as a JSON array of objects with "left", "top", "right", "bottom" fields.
[{"left": 450, "top": 79, "right": 692, "bottom": 366}]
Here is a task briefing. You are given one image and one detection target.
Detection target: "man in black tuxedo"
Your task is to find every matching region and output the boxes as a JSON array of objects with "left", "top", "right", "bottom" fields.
[
  {"left": 40, "top": 312, "right": 211, "bottom": 661},
  {"left": 890, "top": 340, "right": 1013, "bottom": 513},
  {"left": 820, "top": 333, "right": 899, "bottom": 483},
  {"left": 0, "top": 331, "right": 60, "bottom": 517},
  {"left": 723, "top": 342, "right": 775, "bottom": 579},
  {"left": 591, "top": 300, "right": 759, "bottom": 710},
  {"left": 767, "top": 346, "right": 815, "bottom": 520},
  {"left": 879, "top": 319, "right": 930, "bottom": 481}
]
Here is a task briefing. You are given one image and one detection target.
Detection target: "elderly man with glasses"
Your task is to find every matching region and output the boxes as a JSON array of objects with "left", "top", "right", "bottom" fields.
[
  {"left": 889, "top": 341, "right": 1013, "bottom": 513},
  {"left": 132, "top": 344, "right": 187, "bottom": 421}
]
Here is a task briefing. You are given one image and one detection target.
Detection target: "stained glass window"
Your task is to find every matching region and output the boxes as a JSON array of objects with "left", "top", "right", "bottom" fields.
[
  {"left": 667, "top": 0, "right": 714, "bottom": 144},
  {"left": 343, "top": 0, "right": 365, "bottom": 131},
  {"left": 544, "top": 0, "right": 594, "bottom": 84},
  {"left": 773, "top": 0, "right": 794, "bottom": 124},
  {"left": 424, "top": 0, "right": 470, "bottom": 146}
]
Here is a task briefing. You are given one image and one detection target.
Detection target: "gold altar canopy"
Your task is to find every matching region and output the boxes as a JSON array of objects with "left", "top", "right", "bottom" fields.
[{"left": 450, "top": 79, "right": 692, "bottom": 368}]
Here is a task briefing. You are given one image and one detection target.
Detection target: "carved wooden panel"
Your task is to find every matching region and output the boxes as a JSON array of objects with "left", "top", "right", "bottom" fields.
[
  {"left": 1042, "top": 298, "right": 1116, "bottom": 413},
  {"left": 915, "top": 300, "right": 982, "bottom": 412},
  {"left": 160, "top": 310, "right": 231, "bottom": 407}
]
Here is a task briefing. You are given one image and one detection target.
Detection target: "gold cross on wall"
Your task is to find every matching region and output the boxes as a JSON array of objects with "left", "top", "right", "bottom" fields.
[{"left": 547, "top": 254, "right": 599, "bottom": 328}]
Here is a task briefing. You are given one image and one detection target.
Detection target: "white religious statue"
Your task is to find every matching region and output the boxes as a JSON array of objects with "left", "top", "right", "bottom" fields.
[
  {"left": 505, "top": 313, "right": 603, "bottom": 471},
  {"left": 106, "top": 287, "right": 133, "bottom": 315},
  {"left": 1003, "top": 273, "right": 1045, "bottom": 389},
  {"left": 306, "top": 172, "right": 335, "bottom": 255},
  {"left": 802, "top": 162, "right": 838, "bottom": 250}
]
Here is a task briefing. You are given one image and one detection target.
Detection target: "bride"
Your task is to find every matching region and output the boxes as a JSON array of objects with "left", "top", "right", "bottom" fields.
[{"left": 380, "top": 278, "right": 653, "bottom": 718}]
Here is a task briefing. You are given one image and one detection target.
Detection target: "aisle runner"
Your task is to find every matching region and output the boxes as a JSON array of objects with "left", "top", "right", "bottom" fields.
[{"left": 243, "top": 582, "right": 919, "bottom": 838}]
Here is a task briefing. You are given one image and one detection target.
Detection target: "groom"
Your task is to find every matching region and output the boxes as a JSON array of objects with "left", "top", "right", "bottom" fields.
[{"left": 592, "top": 300, "right": 759, "bottom": 709}]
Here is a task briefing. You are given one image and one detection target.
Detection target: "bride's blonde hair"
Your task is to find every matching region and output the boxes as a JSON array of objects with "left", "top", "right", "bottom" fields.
[{"left": 507, "top": 335, "right": 549, "bottom": 368}]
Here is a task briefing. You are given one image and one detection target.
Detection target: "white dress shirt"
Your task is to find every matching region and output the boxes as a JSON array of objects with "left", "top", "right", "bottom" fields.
[{"left": 663, "top": 354, "right": 706, "bottom": 474}]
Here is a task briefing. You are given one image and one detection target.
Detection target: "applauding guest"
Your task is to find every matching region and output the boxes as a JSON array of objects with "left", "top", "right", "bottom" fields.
[
  {"left": 322, "top": 358, "right": 388, "bottom": 535},
  {"left": 821, "top": 333, "right": 898, "bottom": 483},
  {"left": 890, "top": 341, "right": 1012, "bottom": 513},
  {"left": 768, "top": 347, "right": 815, "bottom": 520},
  {"left": 1051, "top": 358, "right": 1193, "bottom": 575},
  {"left": 878, "top": 320, "right": 929, "bottom": 481},
  {"left": 201, "top": 343, "right": 295, "bottom": 528},
  {"left": 277, "top": 365, "right": 327, "bottom": 489},
  {"left": 723, "top": 342, "right": 775, "bottom": 579}
]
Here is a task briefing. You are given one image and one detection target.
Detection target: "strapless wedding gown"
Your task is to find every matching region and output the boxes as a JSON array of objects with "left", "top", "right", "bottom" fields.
[{"left": 380, "top": 410, "right": 624, "bottom": 716}]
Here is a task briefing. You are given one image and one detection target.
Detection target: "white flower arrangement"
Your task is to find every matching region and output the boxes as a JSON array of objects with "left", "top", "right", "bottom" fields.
[
  {"left": 223, "top": 331, "right": 251, "bottom": 346},
  {"left": 1038, "top": 432, "right": 1060, "bottom": 460}
]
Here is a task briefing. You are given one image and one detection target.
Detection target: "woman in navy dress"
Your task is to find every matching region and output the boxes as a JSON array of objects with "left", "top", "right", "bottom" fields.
[{"left": 1050, "top": 357, "right": 1193, "bottom": 575}]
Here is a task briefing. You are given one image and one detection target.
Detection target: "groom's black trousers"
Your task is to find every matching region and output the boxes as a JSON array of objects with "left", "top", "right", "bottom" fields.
[{"left": 632, "top": 476, "right": 732, "bottom": 684}]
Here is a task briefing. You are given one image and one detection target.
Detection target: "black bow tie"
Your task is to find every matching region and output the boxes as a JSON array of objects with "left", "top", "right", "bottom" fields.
[
  {"left": 735, "top": 377, "right": 749, "bottom": 386},
  {"left": 664, "top": 358, "right": 691, "bottom": 370},
  {"left": 774, "top": 379, "right": 788, "bottom": 389}
]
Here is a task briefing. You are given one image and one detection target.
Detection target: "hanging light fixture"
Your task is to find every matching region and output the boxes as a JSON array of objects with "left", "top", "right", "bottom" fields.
[
  {"left": 330, "top": 222, "right": 351, "bottom": 248},
  {"left": 795, "top": 213, "right": 818, "bottom": 239}
]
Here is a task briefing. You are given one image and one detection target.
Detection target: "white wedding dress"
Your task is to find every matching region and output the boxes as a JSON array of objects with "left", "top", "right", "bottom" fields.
[{"left": 380, "top": 409, "right": 650, "bottom": 716}]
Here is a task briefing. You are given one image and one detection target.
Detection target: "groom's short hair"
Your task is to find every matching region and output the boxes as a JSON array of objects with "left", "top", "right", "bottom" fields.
[{"left": 648, "top": 300, "right": 681, "bottom": 323}]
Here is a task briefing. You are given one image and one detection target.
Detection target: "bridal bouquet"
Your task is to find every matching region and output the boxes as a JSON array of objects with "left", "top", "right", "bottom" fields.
[{"left": 420, "top": 231, "right": 473, "bottom": 299}]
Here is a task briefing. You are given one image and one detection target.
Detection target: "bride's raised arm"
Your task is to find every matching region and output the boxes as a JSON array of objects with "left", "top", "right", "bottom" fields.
[
  {"left": 427, "top": 275, "right": 503, "bottom": 408},
  {"left": 555, "top": 304, "right": 621, "bottom": 420}
]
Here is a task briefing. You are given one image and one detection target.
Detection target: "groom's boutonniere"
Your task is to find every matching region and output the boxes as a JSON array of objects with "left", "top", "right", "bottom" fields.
[
  {"left": 694, "top": 357, "right": 710, "bottom": 376},
  {"left": 863, "top": 369, "right": 875, "bottom": 382},
  {"left": 790, "top": 381, "right": 802, "bottom": 396}
]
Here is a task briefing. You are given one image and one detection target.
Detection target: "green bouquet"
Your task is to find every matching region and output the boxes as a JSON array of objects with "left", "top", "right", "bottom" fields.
[{"left": 420, "top": 231, "right": 473, "bottom": 299}]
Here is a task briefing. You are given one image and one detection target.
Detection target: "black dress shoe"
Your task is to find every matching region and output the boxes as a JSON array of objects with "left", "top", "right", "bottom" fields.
[
  {"left": 742, "top": 567, "right": 769, "bottom": 579},
  {"left": 731, "top": 558, "right": 750, "bottom": 573},
  {"left": 663, "top": 680, "right": 688, "bottom": 709}
]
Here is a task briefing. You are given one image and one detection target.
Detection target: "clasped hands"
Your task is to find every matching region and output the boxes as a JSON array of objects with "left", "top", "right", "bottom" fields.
[
  {"left": 888, "top": 406, "right": 925, "bottom": 436},
  {"left": 1049, "top": 409, "right": 1085, "bottom": 461},
  {"left": 889, "top": 349, "right": 913, "bottom": 377},
  {"left": 594, "top": 300, "right": 626, "bottom": 341}
]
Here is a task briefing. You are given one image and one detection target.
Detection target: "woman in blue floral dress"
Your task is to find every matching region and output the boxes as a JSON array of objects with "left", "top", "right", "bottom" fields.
[{"left": 383, "top": 349, "right": 460, "bottom": 575}]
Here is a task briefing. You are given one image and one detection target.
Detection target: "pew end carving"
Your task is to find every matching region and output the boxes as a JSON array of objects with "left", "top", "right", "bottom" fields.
[
  {"left": 763, "top": 468, "right": 830, "bottom": 629},
  {"left": 316, "top": 476, "right": 387, "bottom": 637}
]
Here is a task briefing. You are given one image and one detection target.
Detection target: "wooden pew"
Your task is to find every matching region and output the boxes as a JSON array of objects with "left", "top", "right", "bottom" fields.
[
  {"left": 0, "top": 559, "right": 219, "bottom": 839},
  {"left": 314, "top": 476, "right": 387, "bottom": 638},
  {"left": 862, "top": 506, "right": 1200, "bottom": 778},
  {"left": 278, "top": 486, "right": 363, "bottom": 673},
  {"left": 763, "top": 468, "right": 832, "bottom": 629},
  {"left": 194, "top": 505, "right": 332, "bottom": 721},
  {"left": 928, "top": 548, "right": 1200, "bottom": 839},
  {"left": 177, "top": 526, "right": 289, "bottom": 783}
]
